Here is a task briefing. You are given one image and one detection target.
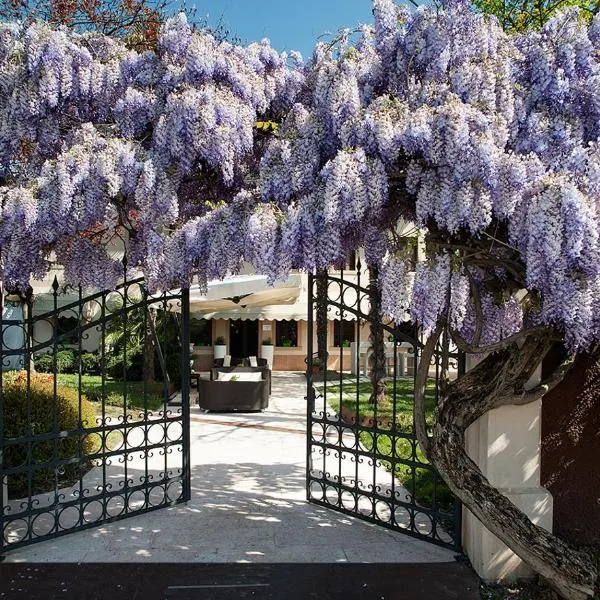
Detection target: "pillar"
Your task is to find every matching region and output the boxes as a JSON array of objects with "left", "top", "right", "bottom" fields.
[{"left": 462, "top": 359, "right": 553, "bottom": 581}]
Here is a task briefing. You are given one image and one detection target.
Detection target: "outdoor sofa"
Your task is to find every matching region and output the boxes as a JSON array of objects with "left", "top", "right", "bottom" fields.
[
  {"left": 197, "top": 371, "right": 269, "bottom": 412},
  {"left": 210, "top": 364, "right": 271, "bottom": 394},
  {"left": 213, "top": 357, "right": 268, "bottom": 368}
]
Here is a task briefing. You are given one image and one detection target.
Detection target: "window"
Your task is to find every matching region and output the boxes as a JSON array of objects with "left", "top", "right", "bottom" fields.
[
  {"left": 275, "top": 320, "right": 298, "bottom": 347},
  {"left": 190, "top": 319, "right": 212, "bottom": 346},
  {"left": 333, "top": 320, "right": 355, "bottom": 347},
  {"left": 347, "top": 251, "right": 357, "bottom": 271}
]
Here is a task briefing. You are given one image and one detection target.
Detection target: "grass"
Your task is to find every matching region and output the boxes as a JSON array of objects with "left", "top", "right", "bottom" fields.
[
  {"left": 323, "top": 377, "right": 437, "bottom": 432},
  {"left": 319, "top": 376, "right": 453, "bottom": 509},
  {"left": 56, "top": 374, "right": 170, "bottom": 412}
]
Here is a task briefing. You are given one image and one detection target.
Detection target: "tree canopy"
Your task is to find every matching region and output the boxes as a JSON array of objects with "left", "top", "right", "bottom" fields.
[
  {"left": 1, "top": 0, "right": 599, "bottom": 354},
  {"left": 1, "top": 1, "right": 600, "bottom": 596},
  {"left": 473, "top": 0, "right": 599, "bottom": 31}
]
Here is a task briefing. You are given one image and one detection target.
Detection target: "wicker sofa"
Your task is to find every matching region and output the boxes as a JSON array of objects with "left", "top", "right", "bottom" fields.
[
  {"left": 211, "top": 365, "right": 271, "bottom": 394},
  {"left": 197, "top": 371, "right": 269, "bottom": 412}
]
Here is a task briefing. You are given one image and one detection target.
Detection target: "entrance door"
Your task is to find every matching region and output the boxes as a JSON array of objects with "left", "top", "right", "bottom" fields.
[{"left": 229, "top": 320, "right": 258, "bottom": 358}]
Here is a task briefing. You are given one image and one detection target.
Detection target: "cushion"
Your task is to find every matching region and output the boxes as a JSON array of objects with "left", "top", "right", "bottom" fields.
[
  {"left": 223, "top": 355, "right": 231, "bottom": 367},
  {"left": 217, "top": 371, "right": 262, "bottom": 382},
  {"left": 235, "top": 372, "right": 262, "bottom": 382},
  {"left": 217, "top": 372, "right": 236, "bottom": 381},
  {"left": 249, "top": 356, "right": 258, "bottom": 367}
]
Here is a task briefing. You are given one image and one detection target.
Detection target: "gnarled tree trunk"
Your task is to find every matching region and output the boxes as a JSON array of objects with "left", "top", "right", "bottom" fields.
[{"left": 417, "top": 333, "right": 598, "bottom": 600}]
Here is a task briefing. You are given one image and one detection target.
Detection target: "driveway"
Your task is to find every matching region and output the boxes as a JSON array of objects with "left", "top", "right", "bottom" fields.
[{"left": 3, "top": 373, "right": 458, "bottom": 564}]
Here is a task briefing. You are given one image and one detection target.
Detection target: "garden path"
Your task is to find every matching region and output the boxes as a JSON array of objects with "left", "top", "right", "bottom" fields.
[{"left": 3, "top": 373, "right": 454, "bottom": 564}]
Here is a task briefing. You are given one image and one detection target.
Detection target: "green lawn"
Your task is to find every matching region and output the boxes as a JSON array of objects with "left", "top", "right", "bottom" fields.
[
  {"left": 319, "top": 376, "right": 453, "bottom": 509},
  {"left": 323, "top": 377, "right": 437, "bottom": 432},
  {"left": 56, "top": 374, "right": 169, "bottom": 412}
]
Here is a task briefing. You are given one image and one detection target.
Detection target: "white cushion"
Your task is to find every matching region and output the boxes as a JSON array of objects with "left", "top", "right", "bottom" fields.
[
  {"left": 249, "top": 356, "right": 258, "bottom": 367},
  {"left": 217, "top": 372, "right": 236, "bottom": 381},
  {"left": 236, "top": 372, "right": 262, "bottom": 382},
  {"left": 217, "top": 371, "right": 262, "bottom": 382},
  {"left": 223, "top": 355, "right": 231, "bottom": 367}
]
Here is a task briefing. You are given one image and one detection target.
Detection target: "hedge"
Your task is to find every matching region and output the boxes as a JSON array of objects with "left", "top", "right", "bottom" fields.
[
  {"left": 2, "top": 371, "right": 99, "bottom": 499},
  {"left": 34, "top": 350, "right": 101, "bottom": 375}
]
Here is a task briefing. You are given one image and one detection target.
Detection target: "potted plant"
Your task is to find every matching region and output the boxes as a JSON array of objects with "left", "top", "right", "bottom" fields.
[
  {"left": 214, "top": 335, "right": 227, "bottom": 360},
  {"left": 261, "top": 338, "right": 274, "bottom": 369}
]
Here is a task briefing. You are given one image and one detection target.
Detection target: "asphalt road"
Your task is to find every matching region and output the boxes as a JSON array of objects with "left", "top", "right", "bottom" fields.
[{"left": 0, "top": 562, "right": 481, "bottom": 600}]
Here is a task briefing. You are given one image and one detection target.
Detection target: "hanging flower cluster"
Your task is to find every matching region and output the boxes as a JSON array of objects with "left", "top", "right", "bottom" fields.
[
  {"left": 0, "top": 14, "right": 303, "bottom": 291},
  {"left": 1, "top": 1, "right": 600, "bottom": 351}
]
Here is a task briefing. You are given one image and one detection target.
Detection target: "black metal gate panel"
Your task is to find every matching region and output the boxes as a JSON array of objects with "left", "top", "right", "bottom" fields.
[
  {"left": 1, "top": 277, "right": 190, "bottom": 553},
  {"left": 306, "top": 267, "right": 462, "bottom": 551}
]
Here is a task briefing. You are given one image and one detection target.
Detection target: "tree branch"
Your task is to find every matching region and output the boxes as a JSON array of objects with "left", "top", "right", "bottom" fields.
[
  {"left": 414, "top": 324, "right": 443, "bottom": 458},
  {"left": 431, "top": 424, "right": 596, "bottom": 600},
  {"left": 494, "top": 351, "right": 575, "bottom": 407},
  {"left": 466, "top": 268, "right": 483, "bottom": 346},
  {"left": 429, "top": 338, "right": 595, "bottom": 599},
  {"left": 450, "top": 325, "right": 554, "bottom": 355}
]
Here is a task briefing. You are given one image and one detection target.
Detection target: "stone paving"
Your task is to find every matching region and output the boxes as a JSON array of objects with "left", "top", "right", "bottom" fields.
[{"left": 3, "top": 373, "right": 455, "bottom": 564}]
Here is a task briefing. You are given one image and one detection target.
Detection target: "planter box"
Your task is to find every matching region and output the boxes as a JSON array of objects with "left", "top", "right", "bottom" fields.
[{"left": 261, "top": 344, "right": 274, "bottom": 369}]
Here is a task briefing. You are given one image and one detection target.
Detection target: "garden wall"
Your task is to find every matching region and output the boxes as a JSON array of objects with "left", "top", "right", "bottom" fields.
[{"left": 541, "top": 348, "right": 600, "bottom": 546}]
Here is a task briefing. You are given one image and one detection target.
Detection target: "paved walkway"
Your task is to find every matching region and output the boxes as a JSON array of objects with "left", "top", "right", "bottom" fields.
[{"left": 3, "top": 373, "right": 456, "bottom": 564}]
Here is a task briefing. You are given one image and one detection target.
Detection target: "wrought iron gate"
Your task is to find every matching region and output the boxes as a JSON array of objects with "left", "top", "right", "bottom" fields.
[
  {"left": 1, "top": 277, "right": 190, "bottom": 553},
  {"left": 306, "top": 267, "right": 462, "bottom": 551}
]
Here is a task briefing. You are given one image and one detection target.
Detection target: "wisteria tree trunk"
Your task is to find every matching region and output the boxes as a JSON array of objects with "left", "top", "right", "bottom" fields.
[
  {"left": 415, "top": 332, "right": 598, "bottom": 600},
  {"left": 368, "top": 265, "right": 386, "bottom": 406}
]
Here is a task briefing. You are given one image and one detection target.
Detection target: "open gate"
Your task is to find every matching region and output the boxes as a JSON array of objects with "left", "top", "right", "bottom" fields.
[
  {"left": 306, "top": 267, "right": 462, "bottom": 551},
  {"left": 1, "top": 277, "right": 190, "bottom": 553}
]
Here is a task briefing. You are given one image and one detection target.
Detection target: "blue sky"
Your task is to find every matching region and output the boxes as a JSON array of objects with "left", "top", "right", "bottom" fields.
[{"left": 189, "top": 0, "right": 376, "bottom": 58}]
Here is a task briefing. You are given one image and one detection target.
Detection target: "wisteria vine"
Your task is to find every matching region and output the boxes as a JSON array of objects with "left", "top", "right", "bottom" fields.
[{"left": 1, "top": 0, "right": 600, "bottom": 351}]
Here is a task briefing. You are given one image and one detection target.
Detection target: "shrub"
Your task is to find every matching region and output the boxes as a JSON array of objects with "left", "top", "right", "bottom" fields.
[
  {"left": 55, "top": 349, "right": 76, "bottom": 373},
  {"left": 33, "top": 352, "right": 54, "bottom": 373},
  {"left": 106, "top": 351, "right": 143, "bottom": 380},
  {"left": 2, "top": 371, "right": 99, "bottom": 499},
  {"left": 34, "top": 350, "right": 101, "bottom": 375},
  {"left": 80, "top": 352, "right": 100, "bottom": 375},
  {"left": 34, "top": 349, "right": 76, "bottom": 374},
  {"left": 404, "top": 468, "right": 454, "bottom": 511}
]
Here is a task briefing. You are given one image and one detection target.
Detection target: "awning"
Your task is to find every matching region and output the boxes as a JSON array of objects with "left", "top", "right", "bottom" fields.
[
  {"left": 187, "top": 273, "right": 364, "bottom": 321},
  {"left": 188, "top": 274, "right": 304, "bottom": 318},
  {"left": 26, "top": 271, "right": 364, "bottom": 322}
]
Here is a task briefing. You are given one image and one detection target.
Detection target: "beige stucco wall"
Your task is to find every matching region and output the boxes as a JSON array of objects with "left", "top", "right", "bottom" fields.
[{"left": 462, "top": 362, "right": 553, "bottom": 582}]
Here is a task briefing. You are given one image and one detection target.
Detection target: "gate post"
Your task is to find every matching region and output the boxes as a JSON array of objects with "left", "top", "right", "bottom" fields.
[
  {"left": 181, "top": 287, "right": 191, "bottom": 503},
  {"left": 462, "top": 358, "right": 553, "bottom": 581}
]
